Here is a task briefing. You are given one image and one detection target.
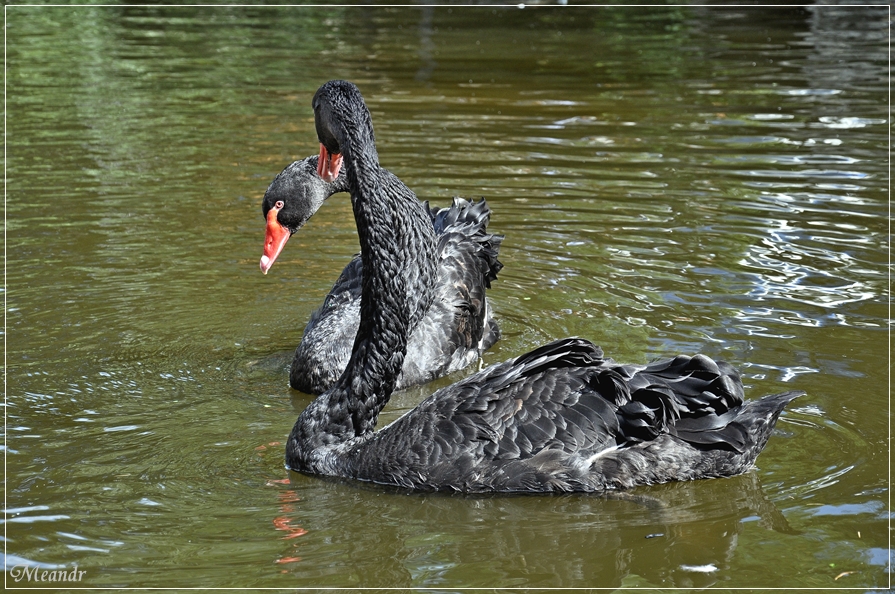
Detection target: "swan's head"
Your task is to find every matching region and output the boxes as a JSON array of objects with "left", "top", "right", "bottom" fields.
[
  {"left": 259, "top": 155, "right": 347, "bottom": 274},
  {"left": 312, "top": 80, "right": 376, "bottom": 182}
]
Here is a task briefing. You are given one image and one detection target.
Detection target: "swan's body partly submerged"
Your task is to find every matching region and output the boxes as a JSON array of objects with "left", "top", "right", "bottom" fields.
[
  {"left": 284, "top": 80, "right": 802, "bottom": 493},
  {"left": 261, "top": 157, "right": 502, "bottom": 395}
]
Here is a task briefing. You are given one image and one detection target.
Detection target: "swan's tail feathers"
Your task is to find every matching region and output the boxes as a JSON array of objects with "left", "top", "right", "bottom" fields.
[
  {"left": 667, "top": 390, "right": 801, "bottom": 459},
  {"left": 432, "top": 197, "right": 504, "bottom": 288},
  {"left": 739, "top": 390, "right": 803, "bottom": 453},
  {"left": 429, "top": 196, "right": 491, "bottom": 233}
]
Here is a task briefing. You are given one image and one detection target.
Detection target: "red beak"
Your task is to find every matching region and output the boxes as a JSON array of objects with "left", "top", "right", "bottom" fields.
[
  {"left": 260, "top": 206, "right": 290, "bottom": 274},
  {"left": 317, "top": 143, "right": 343, "bottom": 183}
]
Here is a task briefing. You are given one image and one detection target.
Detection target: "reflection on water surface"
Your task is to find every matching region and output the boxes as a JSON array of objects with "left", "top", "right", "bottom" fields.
[{"left": 7, "top": 4, "right": 890, "bottom": 589}]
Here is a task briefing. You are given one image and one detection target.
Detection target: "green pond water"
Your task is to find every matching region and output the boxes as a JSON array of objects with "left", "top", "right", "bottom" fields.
[{"left": 6, "top": 4, "right": 890, "bottom": 591}]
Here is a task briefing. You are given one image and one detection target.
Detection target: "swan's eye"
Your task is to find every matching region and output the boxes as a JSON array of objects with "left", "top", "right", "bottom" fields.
[{"left": 275, "top": 200, "right": 285, "bottom": 210}]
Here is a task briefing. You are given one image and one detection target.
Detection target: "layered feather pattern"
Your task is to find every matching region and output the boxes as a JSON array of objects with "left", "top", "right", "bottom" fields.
[
  {"left": 328, "top": 337, "right": 800, "bottom": 492},
  {"left": 284, "top": 80, "right": 803, "bottom": 494}
]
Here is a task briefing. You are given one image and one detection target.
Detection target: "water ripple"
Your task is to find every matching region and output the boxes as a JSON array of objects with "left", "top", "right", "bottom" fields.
[{"left": 6, "top": 5, "right": 888, "bottom": 588}]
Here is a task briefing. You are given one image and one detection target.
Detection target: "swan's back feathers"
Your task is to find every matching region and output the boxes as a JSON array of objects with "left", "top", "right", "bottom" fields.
[
  {"left": 345, "top": 339, "right": 801, "bottom": 492},
  {"left": 606, "top": 353, "right": 751, "bottom": 452},
  {"left": 290, "top": 257, "right": 362, "bottom": 393},
  {"left": 397, "top": 197, "right": 504, "bottom": 385},
  {"left": 428, "top": 196, "right": 491, "bottom": 234},
  {"left": 355, "top": 339, "right": 620, "bottom": 490},
  {"left": 513, "top": 337, "right": 603, "bottom": 374}
]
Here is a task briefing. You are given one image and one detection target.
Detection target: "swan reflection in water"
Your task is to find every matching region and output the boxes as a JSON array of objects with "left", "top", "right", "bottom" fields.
[{"left": 271, "top": 470, "right": 796, "bottom": 588}]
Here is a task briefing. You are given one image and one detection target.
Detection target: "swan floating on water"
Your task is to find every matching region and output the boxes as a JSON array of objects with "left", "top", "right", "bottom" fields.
[
  {"left": 283, "top": 80, "right": 802, "bottom": 493},
  {"left": 261, "top": 154, "right": 502, "bottom": 394}
]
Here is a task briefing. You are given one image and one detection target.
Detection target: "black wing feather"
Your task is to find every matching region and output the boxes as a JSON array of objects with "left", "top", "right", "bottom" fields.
[{"left": 351, "top": 339, "right": 799, "bottom": 492}]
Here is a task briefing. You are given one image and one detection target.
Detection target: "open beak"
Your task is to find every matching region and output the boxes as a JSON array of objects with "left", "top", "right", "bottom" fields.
[
  {"left": 317, "top": 143, "right": 343, "bottom": 183},
  {"left": 260, "top": 206, "right": 291, "bottom": 274}
]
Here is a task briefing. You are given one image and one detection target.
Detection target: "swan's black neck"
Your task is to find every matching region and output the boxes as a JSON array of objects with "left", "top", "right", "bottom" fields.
[
  {"left": 333, "top": 121, "right": 410, "bottom": 433},
  {"left": 289, "top": 82, "right": 411, "bottom": 467}
]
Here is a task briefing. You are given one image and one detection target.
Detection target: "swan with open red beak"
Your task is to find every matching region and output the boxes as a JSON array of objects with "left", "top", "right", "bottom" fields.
[{"left": 316, "top": 142, "right": 343, "bottom": 184}]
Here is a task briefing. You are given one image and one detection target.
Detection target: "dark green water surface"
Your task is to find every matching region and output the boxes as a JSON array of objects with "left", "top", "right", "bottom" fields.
[{"left": 6, "top": 4, "right": 890, "bottom": 590}]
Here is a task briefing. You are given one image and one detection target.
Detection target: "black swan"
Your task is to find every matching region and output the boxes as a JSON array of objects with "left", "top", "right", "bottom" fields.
[
  {"left": 260, "top": 157, "right": 502, "bottom": 395},
  {"left": 284, "top": 80, "right": 802, "bottom": 493}
]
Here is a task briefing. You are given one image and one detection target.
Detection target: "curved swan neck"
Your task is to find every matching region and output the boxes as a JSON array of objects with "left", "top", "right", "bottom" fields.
[{"left": 319, "top": 81, "right": 410, "bottom": 436}]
